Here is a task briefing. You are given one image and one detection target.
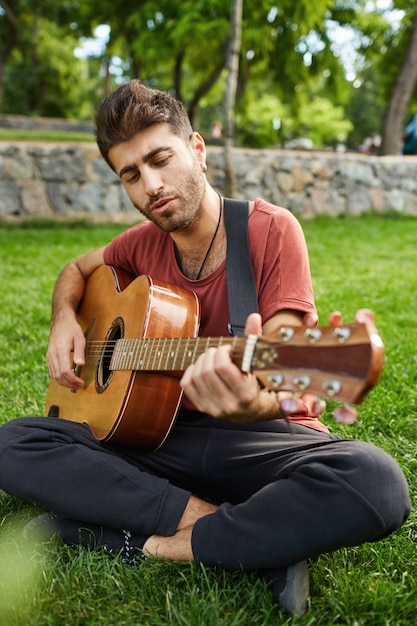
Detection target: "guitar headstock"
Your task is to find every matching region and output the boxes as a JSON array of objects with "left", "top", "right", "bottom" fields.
[{"left": 246, "top": 314, "right": 384, "bottom": 406}]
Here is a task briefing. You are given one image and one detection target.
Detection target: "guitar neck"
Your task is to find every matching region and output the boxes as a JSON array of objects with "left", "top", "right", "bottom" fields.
[
  {"left": 110, "top": 335, "right": 249, "bottom": 373},
  {"left": 103, "top": 320, "right": 383, "bottom": 406}
]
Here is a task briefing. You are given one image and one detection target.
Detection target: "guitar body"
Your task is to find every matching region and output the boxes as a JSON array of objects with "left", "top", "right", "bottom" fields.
[{"left": 45, "top": 266, "right": 200, "bottom": 450}]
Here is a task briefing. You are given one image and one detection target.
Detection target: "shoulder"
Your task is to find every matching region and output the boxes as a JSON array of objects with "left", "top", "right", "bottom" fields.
[
  {"left": 107, "top": 220, "right": 163, "bottom": 247},
  {"left": 249, "top": 198, "right": 304, "bottom": 232},
  {"left": 251, "top": 197, "right": 298, "bottom": 219},
  {"left": 103, "top": 219, "right": 169, "bottom": 269}
]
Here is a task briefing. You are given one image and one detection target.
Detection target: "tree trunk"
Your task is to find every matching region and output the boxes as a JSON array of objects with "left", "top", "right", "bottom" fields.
[
  {"left": 380, "top": 12, "right": 417, "bottom": 155},
  {"left": 0, "top": 0, "right": 18, "bottom": 109},
  {"left": 223, "top": 0, "right": 243, "bottom": 197},
  {"left": 188, "top": 59, "right": 225, "bottom": 128}
]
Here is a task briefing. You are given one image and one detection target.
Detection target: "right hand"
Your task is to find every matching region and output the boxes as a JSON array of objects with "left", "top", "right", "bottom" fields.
[
  {"left": 46, "top": 311, "right": 86, "bottom": 389},
  {"left": 45, "top": 247, "right": 106, "bottom": 389}
]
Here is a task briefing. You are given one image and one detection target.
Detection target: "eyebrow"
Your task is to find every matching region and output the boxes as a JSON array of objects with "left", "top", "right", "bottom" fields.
[{"left": 118, "top": 146, "right": 171, "bottom": 178}]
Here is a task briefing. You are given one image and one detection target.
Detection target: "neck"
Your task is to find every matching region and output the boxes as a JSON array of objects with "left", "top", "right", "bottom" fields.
[{"left": 173, "top": 191, "right": 225, "bottom": 280}]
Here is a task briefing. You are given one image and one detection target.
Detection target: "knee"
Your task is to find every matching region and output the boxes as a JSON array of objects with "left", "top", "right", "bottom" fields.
[
  {"left": 341, "top": 441, "right": 411, "bottom": 538},
  {"left": 0, "top": 417, "right": 38, "bottom": 445}
]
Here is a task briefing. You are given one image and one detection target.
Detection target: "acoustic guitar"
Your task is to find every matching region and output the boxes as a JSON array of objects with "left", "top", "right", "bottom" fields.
[{"left": 45, "top": 265, "right": 384, "bottom": 450}]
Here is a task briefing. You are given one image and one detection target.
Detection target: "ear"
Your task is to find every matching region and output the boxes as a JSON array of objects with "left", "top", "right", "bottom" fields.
[{"left": 190, "top": 132, "right": 206, "bottom": 170}]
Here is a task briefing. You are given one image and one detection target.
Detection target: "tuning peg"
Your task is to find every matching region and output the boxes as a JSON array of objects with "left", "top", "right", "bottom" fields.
[{"left": 333, "top": 405, "right": 358, "bottom": 424}]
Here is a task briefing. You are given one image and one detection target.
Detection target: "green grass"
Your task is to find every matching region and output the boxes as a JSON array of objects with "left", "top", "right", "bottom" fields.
[
  {"left": 0, "top": 128, "right": 95, "bottom": 142},
  {"left": 0, "top": 214, "right": 416, "bottom": 625}
]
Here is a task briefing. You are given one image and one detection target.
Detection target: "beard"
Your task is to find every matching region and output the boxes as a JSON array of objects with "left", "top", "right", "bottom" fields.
[{"left": 132, "top": 164, "right": 206, "bottom": 233}]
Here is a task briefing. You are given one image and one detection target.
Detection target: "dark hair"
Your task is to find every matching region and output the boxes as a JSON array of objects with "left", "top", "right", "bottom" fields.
[{"left": 95, "top": 80, "right": 193, "bottom": 170}]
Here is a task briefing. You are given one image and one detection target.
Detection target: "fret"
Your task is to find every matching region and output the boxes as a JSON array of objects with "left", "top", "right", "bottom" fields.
[
  {"left": 157, "top": 337, "right": 168, "bottom": 370},
  {"left": 126, "top": 338, "right": 136, "bottom": 369},
  {"left": 166, "top": 336, "right": 178, "bottom": 370},
  {"left": 180, "top": 337, "right": 192, "bottom": 370},
  {"left": 142, "top": 338, "right": 152, "bottom": 369},
  {"left": 149, "top": 337, "right": 162, "bottom": 370},
  {"left": 132, "top": 333, "right": 141, "bottom": 371}
]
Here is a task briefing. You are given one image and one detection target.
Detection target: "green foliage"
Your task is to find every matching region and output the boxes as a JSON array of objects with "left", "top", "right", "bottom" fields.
[
  {"left": 299, "top": 96, "right": 353, "bottom": 146},
  {"left": 0, "top": 215, "right": 416, "bottom": 624},
  {"left": 1, "top": 1, "right": 417, "bottom": 147},
  {"left": 237, "top": 85, "right": 353, "bottom": 148},
  {"left": 2, "top": 17, "right": 92, "bottom": 118},
  {"left": 237, "top": 92, "right": 290, "bottom": 147}
]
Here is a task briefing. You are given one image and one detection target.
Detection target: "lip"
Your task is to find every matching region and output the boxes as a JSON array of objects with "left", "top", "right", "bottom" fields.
[{"left": 151, "top": 197, "right": 176, "bottom": 213}]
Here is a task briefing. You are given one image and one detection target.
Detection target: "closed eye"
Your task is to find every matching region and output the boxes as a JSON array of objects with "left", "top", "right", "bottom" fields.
[
  {"left": 125, "top": 171, "right": 140, "bottom": 184},
  {"left": 153, "top": 155, "right": 171, "bottom": 167}
]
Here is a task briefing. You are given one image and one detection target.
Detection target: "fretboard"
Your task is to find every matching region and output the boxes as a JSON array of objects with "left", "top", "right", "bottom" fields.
[{"left": 110, "top": 335, "right": 245, "bottom": 372}]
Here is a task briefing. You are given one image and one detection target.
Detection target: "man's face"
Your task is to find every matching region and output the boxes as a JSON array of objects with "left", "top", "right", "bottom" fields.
[{"left": 109, "top": 123, "right": 207, "bottom": 233}]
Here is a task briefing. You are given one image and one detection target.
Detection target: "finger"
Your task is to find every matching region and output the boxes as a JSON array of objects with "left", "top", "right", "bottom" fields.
[
  {"left": 355, "top": 308, "right": 377, "bottom": 331},
  {"left": 280, "top": 396, "right": 305, "bottom": 414},
  {"left": 72, "top": 332, "right": 86, "bottom": 367},
  {"left": 180, "top": 348, "right": 220, "bottom": 399},
  {"left": 328, "top": 311, "right": 343, "bottom": 326},
  {"left": 334, "top": 405, "right": 358, "bottom": 424},
  {"left": 61, "top": 372, "right": 84, "bottom": 389},
  {"left": 244, "top": 312, "right": 263, "bottom": 337},
  {"left": 302, "top": 392, "right": 326, "bottom": 417},
  {"left": 302, "top": 312, "right": 319, "bottom": 328},
  {"left": 312, "top": 399, "right": 326, "bottom": 416},
  {"left": 47, "top": 346, "right": 84, "bottom": 388}
]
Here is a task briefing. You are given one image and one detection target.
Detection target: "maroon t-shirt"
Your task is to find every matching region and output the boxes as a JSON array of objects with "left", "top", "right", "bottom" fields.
[
  {"left": 104, "top": 198, "right": 327, "bottom": 431},
  {"left": 104, "top": 199, "right": 315, "bottom": 333}
]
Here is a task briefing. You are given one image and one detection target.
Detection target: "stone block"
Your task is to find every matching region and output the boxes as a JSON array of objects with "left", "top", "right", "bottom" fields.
[
  {"left": 21, "top": 181, "right": 54, "bottom": 216},
  {"left": 0, "top": 180, "right": 21, "bottom": 215},
  {"left": 291, "top": 166, "right": 313, "bottom": 191},
  {"left": 36, "top": 148, "right": 87, "bottom": 182}
]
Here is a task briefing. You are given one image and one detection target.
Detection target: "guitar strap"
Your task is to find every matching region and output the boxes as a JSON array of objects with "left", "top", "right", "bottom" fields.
[{"left": 223, "top": 197, "right": 259, "bottom": 336}]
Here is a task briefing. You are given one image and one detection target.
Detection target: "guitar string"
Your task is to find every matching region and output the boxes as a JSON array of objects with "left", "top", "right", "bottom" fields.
[
  {"left": 80, "top": 337, "right": 239, "bottom": 358},
  {"left": 76, "top": 336, "right": 242, "bottom": 366},
  {"left": 81, "top": 337, "right": 239, "bottom": 348}
]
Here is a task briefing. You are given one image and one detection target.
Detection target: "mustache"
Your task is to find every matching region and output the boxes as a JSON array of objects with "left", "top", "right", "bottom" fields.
[{"left": 146, "top": 192, "right": 173, "bottom": 213}]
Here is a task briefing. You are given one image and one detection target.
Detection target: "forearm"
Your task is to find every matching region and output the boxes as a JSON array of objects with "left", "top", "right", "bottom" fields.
[
  {"left": 50, "top": 247, "right": 105, "bottom": 325},
  {"left": 51, "top": 262, "right": 86, "bottom": 325}
]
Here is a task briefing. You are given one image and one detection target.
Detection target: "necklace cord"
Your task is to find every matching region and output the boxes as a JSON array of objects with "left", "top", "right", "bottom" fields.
[{"left": 195, "top": 193, "right": 223, "bottom": 280}]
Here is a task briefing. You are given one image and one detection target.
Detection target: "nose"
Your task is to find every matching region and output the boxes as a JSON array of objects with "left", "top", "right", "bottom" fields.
[{"left": 142, "top": 167, "right": 164, "bottom": 197}]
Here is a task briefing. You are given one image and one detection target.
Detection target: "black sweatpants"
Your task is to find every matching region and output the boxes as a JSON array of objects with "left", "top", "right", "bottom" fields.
[{"left": 0, "top": 411, "right": 410, "bottom": 570}]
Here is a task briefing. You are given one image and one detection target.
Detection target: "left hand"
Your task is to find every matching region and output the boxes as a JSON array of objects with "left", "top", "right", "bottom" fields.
[{"left": 180, "top": 313, "right": 269, "bottom": 421}]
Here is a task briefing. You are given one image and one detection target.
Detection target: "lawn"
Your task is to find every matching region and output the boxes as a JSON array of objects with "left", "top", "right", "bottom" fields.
[
  {"left": 0, "top": 214, "right": 416, "bottom": 625},
  {"left": 0, "top": 128, "right": 94, "bottom": 142}
]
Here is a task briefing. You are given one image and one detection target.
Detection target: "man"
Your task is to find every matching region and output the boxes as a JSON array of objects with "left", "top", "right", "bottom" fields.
[
  {"left": 0, "top": 81, "right": 410, "bottom": 616},
  {"left": 402, "top": 114, "right": 417, "bottom": 155}
]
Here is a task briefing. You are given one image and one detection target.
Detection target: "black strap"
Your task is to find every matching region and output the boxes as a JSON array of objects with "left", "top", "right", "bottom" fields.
[{"left": 223, "top": 197, "right": 259, "bottom": 336}]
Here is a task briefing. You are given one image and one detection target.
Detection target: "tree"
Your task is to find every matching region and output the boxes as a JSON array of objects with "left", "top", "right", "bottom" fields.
[
  {"left": 2, "top": 18, "right": 91, "bottom": 118},
  {"left": 0, "top": 0, "right": 88, "bottom": 116},
  {"left": 1, "top": 0, "right": 400, "bottom": 149},
  {"left": 380, "top": 11, "right": 417, "bottom": 154},
  {"left": 77, "top": 0, "right": 230, "bottom": 126},
  {"left": 0, "top": 0, "right": 18, "bottom": 108},
  {"left": 223, "top": 0, "right": 243, "bottom": 197}
]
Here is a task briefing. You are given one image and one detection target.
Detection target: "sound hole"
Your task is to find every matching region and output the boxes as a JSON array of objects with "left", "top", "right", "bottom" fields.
[{"left": 96, "top": 317, "right": 124, "bottom": 393}]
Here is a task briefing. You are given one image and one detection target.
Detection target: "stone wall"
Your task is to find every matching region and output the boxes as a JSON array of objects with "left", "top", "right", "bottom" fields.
[{"left": 1, "top": 141, "right": 417, "bottom": 220}]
